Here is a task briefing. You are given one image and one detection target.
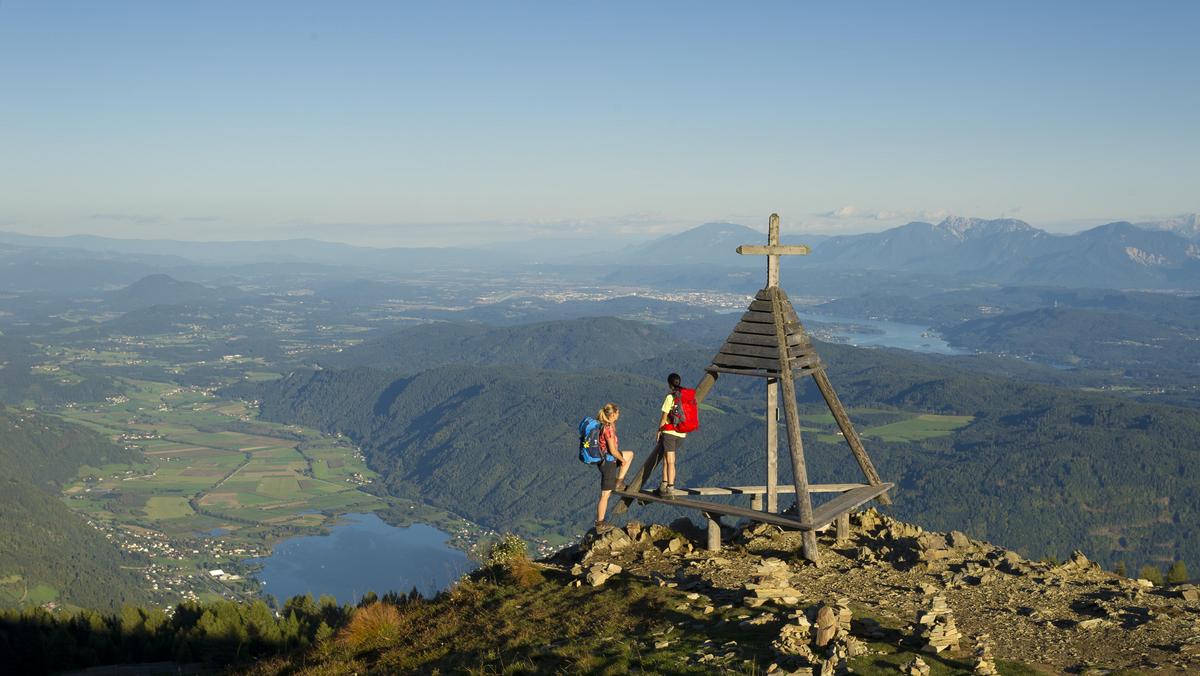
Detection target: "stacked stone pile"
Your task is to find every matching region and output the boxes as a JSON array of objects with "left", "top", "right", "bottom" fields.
[
  {"left": 914, "top": 595, "right": 961, "bottom": 654},
  {"left": 744, "top": 557, "right": 802, "bottom": 607},
  {"left": 899, "top": 656, "right": 931, "bottom": 676},
  {"left": 810, "top": 597, "right": 853, "bottom": 646},
  {"left": 972, "top": 634, "right": 998, "bottom": 675},
  {"left": 772, "top": 620, "right": 814, "bottom": 659}
]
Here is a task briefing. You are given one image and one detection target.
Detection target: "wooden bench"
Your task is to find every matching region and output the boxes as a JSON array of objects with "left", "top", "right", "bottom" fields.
[{"left": 614, "top": 482, "right": 893, "bottom": 550}]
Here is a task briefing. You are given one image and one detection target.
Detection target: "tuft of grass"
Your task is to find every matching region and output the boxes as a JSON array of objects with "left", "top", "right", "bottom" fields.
[{"left": 336, "top": 601, "right": 403, "bottom": 654}]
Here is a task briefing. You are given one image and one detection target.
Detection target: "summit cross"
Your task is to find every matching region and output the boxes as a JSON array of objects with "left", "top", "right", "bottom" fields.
[{"left": 736, "top": 213, "right": 810, "bottom": 288}]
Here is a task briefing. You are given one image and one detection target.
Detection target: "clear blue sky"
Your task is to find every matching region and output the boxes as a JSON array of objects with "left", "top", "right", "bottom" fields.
[{"left": 1, "top": 1, "right": 1196, "bottom": 244}]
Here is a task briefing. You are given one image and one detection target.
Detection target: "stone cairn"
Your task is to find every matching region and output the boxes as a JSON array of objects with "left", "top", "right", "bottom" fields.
[
  {"left": 900, "top": 656, "right": 931, "bottom": 676},
  {"left": 745, "top": 558, "right": 802, "bottom": 607},
  {"left": 914, "top": 595, "right": 961, "bottom": 654},
  {"left": 813, "top": 598, "right": 853, "bottom": 646},
  {"left": 972, "top": 634, "right": 999, "bottom": 675}
]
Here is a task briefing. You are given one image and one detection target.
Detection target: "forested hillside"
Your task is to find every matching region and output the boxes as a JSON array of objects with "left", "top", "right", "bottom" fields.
[
  {"left": 0, "top": 406, "right": 147, "bottom": 610},
  {"left": 255, "top": 337, "right": 1200, "bottom": 571}
]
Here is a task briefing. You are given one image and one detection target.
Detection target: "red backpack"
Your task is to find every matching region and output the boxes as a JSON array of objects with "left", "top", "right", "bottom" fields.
[{"left": 662, "top": 388, "right": 699, "bottom": 434}]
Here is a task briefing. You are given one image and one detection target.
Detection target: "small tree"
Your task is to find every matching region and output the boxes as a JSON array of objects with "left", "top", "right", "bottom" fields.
[
  {"left": 1167, "top": 560, "right": 1190, "bottom": 584},
  {"left": 1138, "top": 564, "right": 1164, "bottom": 586},
  {"left": 1113, "top": 561, "right": 1127, "bottom": 577}
]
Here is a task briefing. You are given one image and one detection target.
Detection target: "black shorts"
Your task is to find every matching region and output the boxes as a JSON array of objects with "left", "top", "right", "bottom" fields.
[
  {"left": 598, "top": 459, "right": 620, "bottom": 491},
  {"left": 657, "top": 434, "right": 684, "bottom": 455}
]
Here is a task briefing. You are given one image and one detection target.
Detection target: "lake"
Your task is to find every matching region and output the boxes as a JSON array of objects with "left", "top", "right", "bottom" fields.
[
  {"left": 249, "top": 512, "right": 475, "bottom": 604},
  {"left": 796, "top": 311, "right": 964, "bottom": 355}
]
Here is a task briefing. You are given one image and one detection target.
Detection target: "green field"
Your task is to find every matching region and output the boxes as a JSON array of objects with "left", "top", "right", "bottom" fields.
[
  {"left": 803, "top": 410, "right": 974, "bottom": 444},
  {"left": 144, "top": 496, "right": 194, "bottom": 519},
  {"left": 859, "top": 414, "right": 974, "bottom": 442}
]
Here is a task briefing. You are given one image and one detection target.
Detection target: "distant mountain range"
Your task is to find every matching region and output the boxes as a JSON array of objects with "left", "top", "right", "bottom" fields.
[
  {"left": 800, "top": 216, "right": 1200, "bottom": 289},
  {"left": 3, "top": 213, "right": 1198, "bottom": 290},
  {"left": 1137, "top": 213, "right": 1200, "bottom": 241},
  {"left": 620, "top": 222, "right": 827, "bottom": 266}
]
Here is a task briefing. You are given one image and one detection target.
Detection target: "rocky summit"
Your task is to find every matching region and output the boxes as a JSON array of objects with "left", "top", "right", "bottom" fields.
[{"left": 550, "top": 510, "right": 1200, "bottom": 674}]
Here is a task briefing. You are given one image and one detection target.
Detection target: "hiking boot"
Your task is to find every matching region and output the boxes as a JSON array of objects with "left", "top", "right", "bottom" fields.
[
  {"left": 666, "top": 483, "right": 677, "bottom": 500},
  {"left": 594, "top": 519, "right": 614, "bottom": 534},
  {"left": 614, "top": 479, "right": 627, "bottom": 492},
  {"left": 656, "top": 481, "right": 670, "bottom": 498}
]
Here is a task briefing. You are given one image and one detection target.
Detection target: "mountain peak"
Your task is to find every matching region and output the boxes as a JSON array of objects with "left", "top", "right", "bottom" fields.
[
  {"left": 934, "top": 216, "right": 1035, "bottom": 240},
  {"left": 1136, "top": 213, "right": 1200, "bottom": 240}
]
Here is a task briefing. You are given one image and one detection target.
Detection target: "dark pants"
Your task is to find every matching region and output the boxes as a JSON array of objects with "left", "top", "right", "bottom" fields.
[{"left": 598, "top": 459, "right": 620, "bottom": 491}]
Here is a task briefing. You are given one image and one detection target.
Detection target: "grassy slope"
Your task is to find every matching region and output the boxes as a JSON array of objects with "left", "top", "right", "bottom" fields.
[{"left": 241, "top": 568, "right": 1041, "bottom": 676}]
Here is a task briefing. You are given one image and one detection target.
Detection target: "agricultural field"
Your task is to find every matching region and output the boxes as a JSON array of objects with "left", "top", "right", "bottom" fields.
[
  {"left": 798, "top": 409, "right": 974, "bottom": 444},
  {"left": 57, "top": 377, "right": 386, "bottom": 599},
  {"left": 859, "top": 413, "right": 974, "bottom": 442}
]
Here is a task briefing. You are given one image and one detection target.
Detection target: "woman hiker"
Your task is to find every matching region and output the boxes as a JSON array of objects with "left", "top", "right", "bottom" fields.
[
  {"left": 594, "top": 402, "right": 633, "bottom": 534},
  {"left": 656, "top": 372, "right": 687, "bottom": 498}
]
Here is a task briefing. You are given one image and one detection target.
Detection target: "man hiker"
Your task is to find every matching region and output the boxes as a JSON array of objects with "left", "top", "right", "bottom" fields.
[{"left": 656, "top": 372, "right": 687, "bottom": 498}]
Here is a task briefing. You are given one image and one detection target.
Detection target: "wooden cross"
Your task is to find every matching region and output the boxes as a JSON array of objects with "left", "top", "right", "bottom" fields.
[
  {"left": 734, "top": 213, "right": 810, "bottom": 515},
  {"left": 736, "top": 213, "right": 810, "bottom": 288}
]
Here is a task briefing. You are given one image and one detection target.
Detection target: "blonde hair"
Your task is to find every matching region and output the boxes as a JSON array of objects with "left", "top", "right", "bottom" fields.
[{"left": 597, "top": 402, "right": 620, "bottom": 426}]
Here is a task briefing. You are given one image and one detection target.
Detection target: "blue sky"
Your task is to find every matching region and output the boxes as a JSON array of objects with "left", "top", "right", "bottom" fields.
[{"left": 0, "top": 1, "right": 1196, "bottom": 245}]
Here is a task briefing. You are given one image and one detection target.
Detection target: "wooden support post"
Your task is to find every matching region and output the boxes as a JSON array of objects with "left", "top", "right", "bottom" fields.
[
  {"left": 836, "top": 512, "right": 850, "bottom": 544},
  {"left": 694, "top": 371, "right": 719, "bottom": 404},
  {"left": 810, "top": 369, "right": 892, "bottom": 505},
  {"left": 614, "top": 371, "right": 719, "bottom": 516},
  {"left": 771, "top": 288, "right": 820, "bottom": 564},
  {"left": 764, "top": 213, "right": 781, "bottom": 515},
  {"left": 766, "top": 377, "right": 779, "bottom": 513},
  {"left": 705, "top": 513, "right": 721, "bottom": 552},
  {"left": 750, "top": 493, "right": 763, "bottom": 511}
]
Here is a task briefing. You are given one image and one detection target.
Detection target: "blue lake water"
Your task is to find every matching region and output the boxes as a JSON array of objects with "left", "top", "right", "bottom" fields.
[
  {"left": 796, "top": 312, "right": 964, "bottom": 355},
  {"left": 248, "top": 513, "right": 475, "bottom": 604}
]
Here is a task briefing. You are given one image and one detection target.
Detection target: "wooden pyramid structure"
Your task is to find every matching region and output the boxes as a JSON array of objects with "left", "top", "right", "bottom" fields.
[{"left": 614, "top": 214, "right": 893, "bottom": 563}]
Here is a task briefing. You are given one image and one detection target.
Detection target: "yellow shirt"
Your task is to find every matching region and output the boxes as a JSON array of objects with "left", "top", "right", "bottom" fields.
[{"left": 661, "top": 394, "right": 686, "bottom": 438}]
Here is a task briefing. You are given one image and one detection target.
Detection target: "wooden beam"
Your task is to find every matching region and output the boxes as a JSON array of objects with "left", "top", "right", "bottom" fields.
[
  {"left": 767, "top": 214, "right": 781, "bottom": 286},
  {"left": 722, "top": 331, "right": 810, "bottom": 348},
  {"left": 836, "top": 512, "right": 850, "bottom": 544},
  {"left": 614, "top": 488, "right": 812, "bottom": 530},
  {"left": 722, "top": 483, "right": 867, "bottom": 494},
  {"left": 614, "top": 371, "right": 718, "bottom": 516},
  {"left": 727, "top": 320, "right": 807, "bottom": 337},
  {"left": 720, "top": 341, "right": 816, "bottom": 360},
  {"left": 772, "top": 287, "right": 820, "bottom": 563},
  {"left": 736, "top": 244, "right": 812, "bottom": 256},
  {"left": 766, "top": 377, "right": 778, "bottom": 514},
  {"left": 694, "top": 371, "right": 718, "bottom": 404},
  {"left": 810, "top": 369, "right": 892, "bottom": 505},
  {"left": 740, "top": 309, "right": 801, "bottom": 325},
  {"left": 712, "top": 351, "right": 821, "bottom": 372},
  {"left": 706, "top": 364, "right": 823, "bottom": 379},
  {"left": 808, "top": 483, "right": 893, "bottom": 530},
  {"left": 704, "top": 513, "right": 722, "bottom": 551}
]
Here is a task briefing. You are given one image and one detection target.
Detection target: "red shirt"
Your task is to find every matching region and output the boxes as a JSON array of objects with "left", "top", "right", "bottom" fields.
[{"left": 599, "top": 424, "right": 619, "bottom": 456}]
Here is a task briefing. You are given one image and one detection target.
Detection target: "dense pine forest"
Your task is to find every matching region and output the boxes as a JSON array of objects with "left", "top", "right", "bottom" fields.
[{"left": 0, "top": 405, "right": 147, "bottom": 610}]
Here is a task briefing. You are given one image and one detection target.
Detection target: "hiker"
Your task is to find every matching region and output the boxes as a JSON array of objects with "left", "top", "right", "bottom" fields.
[
  {"left": 656, "top": 372, "right": 687, "bottom": 498},
  {"left": 594, "top": 402, "right": 633, "bottom": 533}
]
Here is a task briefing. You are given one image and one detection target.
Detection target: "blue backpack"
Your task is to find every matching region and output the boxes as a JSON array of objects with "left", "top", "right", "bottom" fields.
[{"left": 578, "top": 417, "right": 610, "bottom": 464}]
